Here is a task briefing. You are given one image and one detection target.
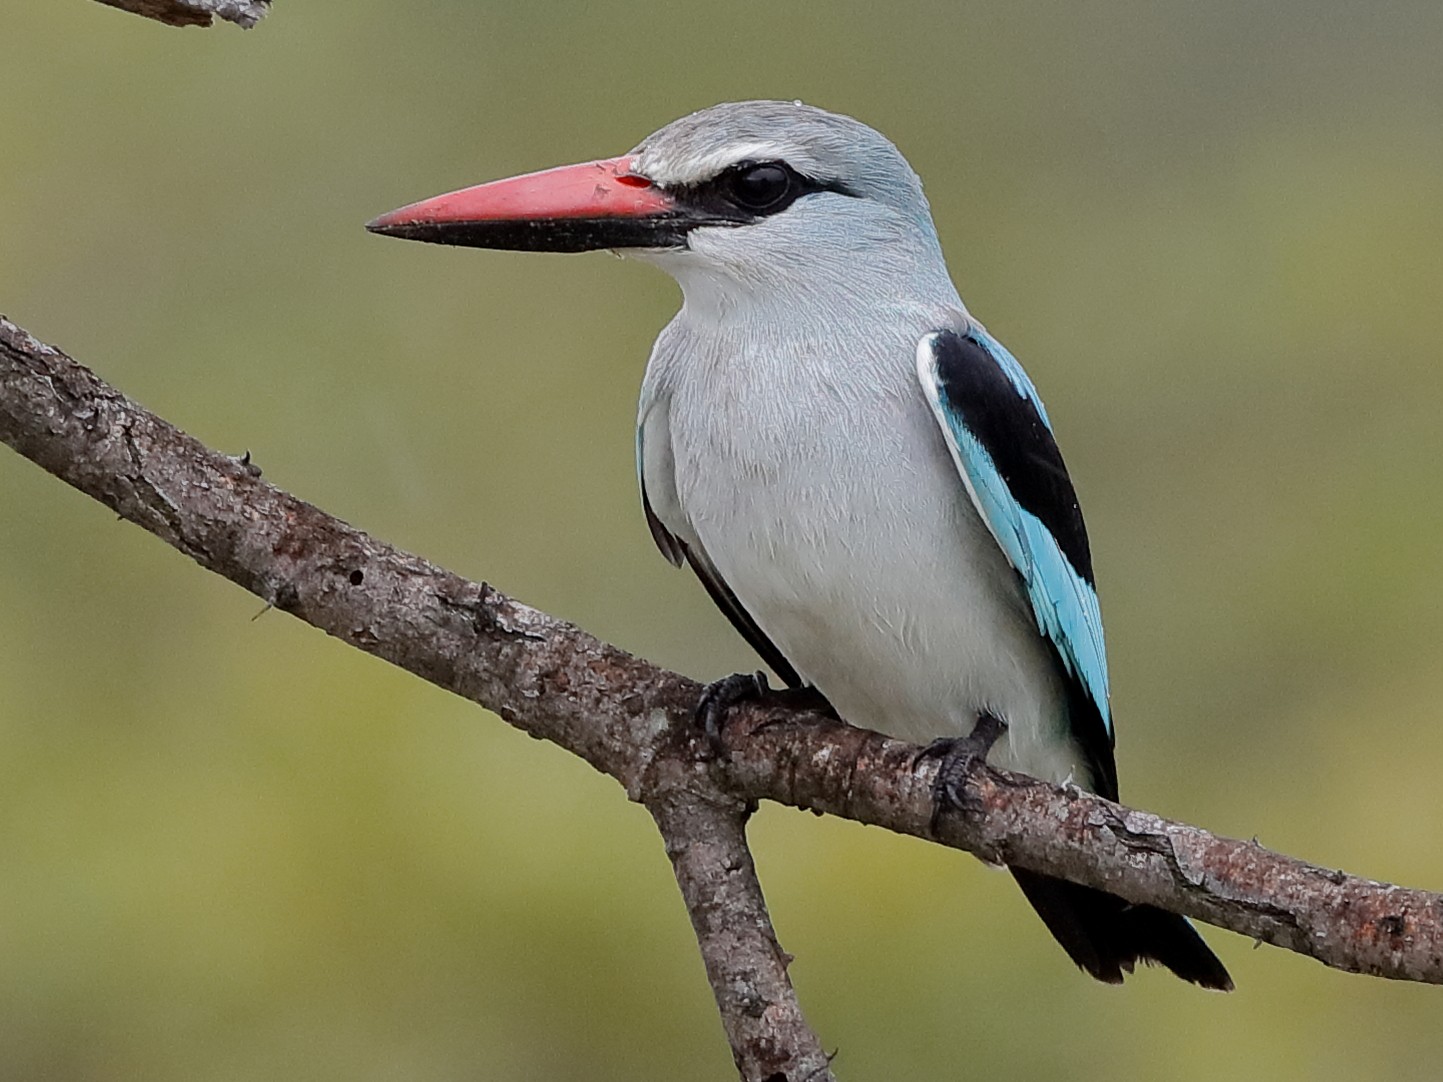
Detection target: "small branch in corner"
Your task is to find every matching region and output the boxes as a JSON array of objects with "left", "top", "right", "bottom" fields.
[{"left": 92, "top": 0, "right": 270, "bottom": 29}]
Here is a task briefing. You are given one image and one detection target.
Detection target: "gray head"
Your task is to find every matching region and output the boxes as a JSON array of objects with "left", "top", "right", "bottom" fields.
[
  {"left": 628, "top": 101, "right": 944, "bottom": 298},
  {"left": 633, "top": 101, "right": 931, "bottom": 226},
  {"left": 367, "top": 100, "right": 949, "bottom": 301}
]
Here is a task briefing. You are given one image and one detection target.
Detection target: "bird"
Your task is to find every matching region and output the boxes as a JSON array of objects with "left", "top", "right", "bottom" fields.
[{"left": 367, "top": 100, "right": 1232, "bottom": 990}]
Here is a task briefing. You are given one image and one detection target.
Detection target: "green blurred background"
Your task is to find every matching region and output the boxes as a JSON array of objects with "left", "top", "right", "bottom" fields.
[{"left": 3, "top": 1, "right": 1442, "bottom": 1078}]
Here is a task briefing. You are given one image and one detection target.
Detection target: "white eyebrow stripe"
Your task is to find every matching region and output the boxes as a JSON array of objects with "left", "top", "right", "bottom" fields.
[{"left": 641, "top": 141, "right": 794, "bottom": 187}]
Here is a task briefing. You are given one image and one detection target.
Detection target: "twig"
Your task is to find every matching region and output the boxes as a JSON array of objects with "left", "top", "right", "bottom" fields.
[
  {"left": 92, "top": 0, "right": 269, "bottom": 29},
  {"left": 4, "top": 316, "right": 1443, "bottom": 1073}
]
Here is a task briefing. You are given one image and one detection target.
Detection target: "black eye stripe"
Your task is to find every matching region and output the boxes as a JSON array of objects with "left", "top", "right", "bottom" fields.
[{"left": 667, "top": 159, "right": 853, "bottom": 223}]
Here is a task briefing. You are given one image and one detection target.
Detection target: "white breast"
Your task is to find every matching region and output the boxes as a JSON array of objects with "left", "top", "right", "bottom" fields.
[{"left": 640, "top": 314, "right": 1085, "bottom": 785}]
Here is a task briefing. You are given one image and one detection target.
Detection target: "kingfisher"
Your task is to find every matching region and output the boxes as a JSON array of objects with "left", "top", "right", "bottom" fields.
[{"left": 368, "top": 100, "right": 1231, "bottom": 988}]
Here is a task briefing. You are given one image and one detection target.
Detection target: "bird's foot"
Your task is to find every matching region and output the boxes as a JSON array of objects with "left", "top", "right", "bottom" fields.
[
  {"left": 913, "top": 712, "right": 1008, "bottom": 834},
  {"left": 696, "top": 670, "right": 770, "bottom": 754}
]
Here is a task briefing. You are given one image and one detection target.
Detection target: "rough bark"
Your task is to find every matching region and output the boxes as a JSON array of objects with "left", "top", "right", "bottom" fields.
[
  {"left": 92, "top": 0, "right": 269, "bottom": 29},
  {"left": 0, "top": 315, "right": 835, "bottom": 1082},
  {"left": 4, "top": 315, "right": 1443, "bottom": 1077},
  {"left": 650, "top": 793, "right": 834, "bottom": 1081}
]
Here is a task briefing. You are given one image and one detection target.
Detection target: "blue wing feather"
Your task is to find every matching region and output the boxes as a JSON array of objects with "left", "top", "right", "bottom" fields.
[{"left": 917, "top": 328, "right": 1112, "bottom": 739}]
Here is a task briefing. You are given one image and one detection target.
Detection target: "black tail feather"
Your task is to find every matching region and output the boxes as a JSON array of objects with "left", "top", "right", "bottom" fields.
[{"left": 1010, "top": 868, "right": 1233, "bottom": 990}]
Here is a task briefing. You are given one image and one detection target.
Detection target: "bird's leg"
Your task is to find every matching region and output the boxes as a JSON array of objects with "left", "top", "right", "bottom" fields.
[
  {"left": 695, "top": 670, "right": 771, "bottom": 753},
  {"left": 696, "top": 676, "right": 839, "bottom": 755},
  {"left": 913, "top": 712, "right": 1008, "bottom": 834}
]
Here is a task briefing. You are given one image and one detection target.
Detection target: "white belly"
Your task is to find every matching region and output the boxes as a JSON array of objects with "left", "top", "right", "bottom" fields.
[{"left": 662, "top": 378, "right": 1084, "bottom": 786}]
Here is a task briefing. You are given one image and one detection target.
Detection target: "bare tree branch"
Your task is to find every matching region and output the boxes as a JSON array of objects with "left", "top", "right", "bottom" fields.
[
  {"left": 0, "top": 314, "right": 836, "bottom": 1082},
  {"left": 4, "top": 316, "right": 1442, "bottom": 1073},
  {"left": 92, "top": 0, "right": 269, "bottom": 29},
  {"left": 650, "top": 791, "right": 834, "bottom": 1081}
]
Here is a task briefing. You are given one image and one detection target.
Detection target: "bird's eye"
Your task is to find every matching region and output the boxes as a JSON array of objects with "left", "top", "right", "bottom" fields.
[{"left": 726, "top": 163, "right": 794, "bottom": 211}]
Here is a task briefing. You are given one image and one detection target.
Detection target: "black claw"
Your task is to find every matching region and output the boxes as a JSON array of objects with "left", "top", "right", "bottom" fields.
[
  {"left": 695, "top": 670, "right": 770, "bottom": 753},
  {"left": 913, "top": 713, "right": 1008, "bottom": 834}
]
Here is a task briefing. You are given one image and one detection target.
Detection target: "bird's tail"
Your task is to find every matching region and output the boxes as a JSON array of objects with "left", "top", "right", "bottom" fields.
[{"left": 1010, "top": 868, "right": 1233, "bottom": 989}]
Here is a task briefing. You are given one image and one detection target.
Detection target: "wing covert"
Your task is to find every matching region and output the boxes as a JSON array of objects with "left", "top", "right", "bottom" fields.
[{"left": 916, "top": 327, "right": 1113, "bottom": 745}]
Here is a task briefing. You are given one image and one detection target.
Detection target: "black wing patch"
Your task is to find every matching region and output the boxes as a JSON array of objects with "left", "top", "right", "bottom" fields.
[
  {"left": 930, "top": 330, "right": 1094, "bottom": 586},
  {"left": 924, "top": 327, "right": 1116, "bottom": 794}
]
